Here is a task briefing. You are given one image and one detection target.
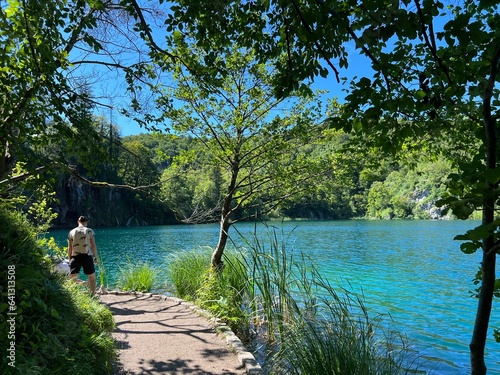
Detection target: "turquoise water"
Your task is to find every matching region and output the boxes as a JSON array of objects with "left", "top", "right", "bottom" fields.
[{"left": 50, "top": 220, "right": 499, "bottom": 374}]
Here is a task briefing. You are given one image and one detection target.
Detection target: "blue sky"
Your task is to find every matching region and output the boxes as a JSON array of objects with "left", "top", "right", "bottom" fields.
[
  {"left": 79, "top": 0, "right": 458, "bottom": 138},
  {"left": 111, "top": 55, "right": 367, "bottom": 137}
]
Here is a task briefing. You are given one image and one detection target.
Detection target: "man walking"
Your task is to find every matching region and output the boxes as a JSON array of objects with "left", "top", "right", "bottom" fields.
[{"left": 68, "top": 216, "right": 99, "bottom": 295}]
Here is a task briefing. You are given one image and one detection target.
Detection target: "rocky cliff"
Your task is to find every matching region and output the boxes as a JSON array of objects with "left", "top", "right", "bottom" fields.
[{"left": 52, "top": 175, "right": 178, "bottom": 228}]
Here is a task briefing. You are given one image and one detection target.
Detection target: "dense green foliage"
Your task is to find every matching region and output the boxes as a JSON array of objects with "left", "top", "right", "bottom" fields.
[
  {"left": 0, "top": 207, "right": 116, "bottom": 374},
  {"left": 13, "top": 120, "right": 454, "bottom": 226},
  {"left": 366, "top": 159, "right": 453, "bottom": 219},
  {"left": 11, "top": 122, "right": 453, "bottom": 226},
  {"left": 0, "top": 0, "right": 111, "bottom": 187},
  {"left": 21, "top": 120, "right": 177, "bottom": 227}
]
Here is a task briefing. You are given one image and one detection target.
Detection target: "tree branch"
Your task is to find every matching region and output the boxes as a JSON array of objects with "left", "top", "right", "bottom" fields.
[
  {"left": 289, "top": 0, "right": 341, "bottom": 83},
  {"left": 0, "top": 165, "right": 49, "bottom": 186},
  {"left": 127, "top": 0, "right": 178, "bottom": 63},
  {"left": 414, "top": 0, "right": 452, "bottom": 84}
]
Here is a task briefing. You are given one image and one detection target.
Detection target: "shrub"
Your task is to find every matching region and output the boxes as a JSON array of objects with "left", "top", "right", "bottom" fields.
[
  {"left": 167, "top": 248, "right": 251, "bottom": 335},
  {"left": 196, "top": 252, "right": 250, "bottom": 335}
]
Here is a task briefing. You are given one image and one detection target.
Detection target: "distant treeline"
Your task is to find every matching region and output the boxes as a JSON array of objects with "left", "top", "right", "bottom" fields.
[{"left": 92, "top": 130, "right": 457, "bottom": 224}]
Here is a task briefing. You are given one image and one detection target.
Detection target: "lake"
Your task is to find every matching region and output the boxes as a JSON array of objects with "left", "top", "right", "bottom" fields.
[{"left": 50, "top": 220, "right": 499, "bottom": 374}]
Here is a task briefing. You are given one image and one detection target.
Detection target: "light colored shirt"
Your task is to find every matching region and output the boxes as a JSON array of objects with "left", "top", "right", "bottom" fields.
[{"left": 68, "top": 225, "right": 95, "bottom": 256}]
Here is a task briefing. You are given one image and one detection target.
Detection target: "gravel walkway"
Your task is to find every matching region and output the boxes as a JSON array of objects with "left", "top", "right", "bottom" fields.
[{"left": 99, "top": 292, "right": 262, "bottom": 375}]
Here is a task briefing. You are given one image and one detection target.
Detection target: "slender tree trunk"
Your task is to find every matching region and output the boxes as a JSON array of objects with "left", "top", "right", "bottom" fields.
[
  {"left": 0, "top": 139, "right": 8, "bottom": 180},
  {"left": 211, "top": 215, "right": 230, "bottom": 269},
  {"left": 211, "top": 156, "right": 240, "bottom": 269},
  {"left": 471, "top": 203, "right": 496, "bottom": 375},
  {"left": 470, "top": 50, "right": 499, "bottom": 374}
]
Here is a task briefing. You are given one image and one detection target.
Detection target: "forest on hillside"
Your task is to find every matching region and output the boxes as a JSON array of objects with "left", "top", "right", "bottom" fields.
[{"left": 39, "top": 120, "right": 460, "bottom": 228}]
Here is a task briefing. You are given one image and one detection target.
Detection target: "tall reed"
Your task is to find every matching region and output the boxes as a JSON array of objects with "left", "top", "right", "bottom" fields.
[
  {"left": 266, "top": 269, "right": 419, "bottom": 374},
  {"left": 96, "top": 254, "right": 108, "bottom": 289},
  {"left": 229, "top": 224, "right": 422, "bottom": 374}
]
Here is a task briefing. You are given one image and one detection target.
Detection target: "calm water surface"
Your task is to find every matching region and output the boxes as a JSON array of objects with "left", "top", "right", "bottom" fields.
[{"left": 51, "top": 220, "right": 499, "bottom": 374}]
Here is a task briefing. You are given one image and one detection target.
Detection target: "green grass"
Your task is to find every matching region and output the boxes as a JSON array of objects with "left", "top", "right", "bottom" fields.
[
  {"left": 0, "top": 207, "right": 116, "bottom": 375},
  {"left": 167, "top": 248, "right": 212, "bottom": 299},
  {"left": 167, "top": 247, "right": 251, "bottom": 335},
  {"left": 117, "top": 259, "right": 158, "bottom": 292},
  {"left": 96, "top": 254, "right": 109, "bottom": 290}
]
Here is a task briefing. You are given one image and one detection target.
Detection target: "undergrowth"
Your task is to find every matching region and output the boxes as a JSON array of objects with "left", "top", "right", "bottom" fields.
[{"left": 0, "top": 207, "right": 116, "bottom": 375}]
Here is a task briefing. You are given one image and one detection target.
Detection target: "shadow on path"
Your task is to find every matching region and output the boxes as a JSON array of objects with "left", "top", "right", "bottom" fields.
[{"left": 100, "top": 293, "right": 250, "bottom": 375}]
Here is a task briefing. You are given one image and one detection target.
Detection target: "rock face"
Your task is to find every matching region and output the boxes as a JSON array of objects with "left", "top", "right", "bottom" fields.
[
  {"left": 53, "top": 175, "right": 178, "bottom": 228},
  {"left": 411, "top": 189, "right": 452, "bottom": 220}
]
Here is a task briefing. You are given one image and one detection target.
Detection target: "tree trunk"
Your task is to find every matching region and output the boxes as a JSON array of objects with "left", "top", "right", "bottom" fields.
[
  {"left": 211, "top": 150, "right": 241, "bottom": 269},
  {"left": 470, "top": 239, "right": 496, "bottom": 375},
  {"left": 470, "top": 52, "right": 499, "bottom": 374},
  {"left": 0, "top": 138, "right": 13, "bottom": 181},
  {"left": 470, "top": 187, "right": 496, "bottom": 375},
  {"left": 211, "top": 215, "right": 230, "bottom": 269}
]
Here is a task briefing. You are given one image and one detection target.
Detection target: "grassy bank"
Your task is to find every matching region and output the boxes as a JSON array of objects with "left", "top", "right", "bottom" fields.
[
  {"left": 166, "top": 226, "right": 422, "bottom": 375},
  {"left": 0, "top": 207, "right": 116, "bottom": 375}
]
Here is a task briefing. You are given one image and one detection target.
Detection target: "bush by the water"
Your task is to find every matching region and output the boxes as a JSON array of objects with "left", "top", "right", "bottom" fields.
[
  {"left": 0, "top": 207, "right": 116, "bottom": 375},
  {"left": 117, "top": 259, "right": 158, "bottom": 292},
  {"left": 167, "top": 248, "right": 250, "bottom": 334},
  {"left": 167, "top": 248, "right": 212, "bottom": 299}
]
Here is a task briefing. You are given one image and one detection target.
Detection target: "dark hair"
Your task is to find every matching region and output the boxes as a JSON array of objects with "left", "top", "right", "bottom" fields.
[{"left": 78, "top": 216, "right": 88, "bottom": 223}]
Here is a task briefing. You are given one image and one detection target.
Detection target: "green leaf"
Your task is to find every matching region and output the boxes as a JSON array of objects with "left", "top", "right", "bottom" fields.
[
  {"left": 416, "top": 90, "right": 428, "bottom": 100},
  {"left": 326, "top": 116, "right": 343, "bottom": 130},
  {"left": 479, "top": 0, "right": 500, "bottom": 9},
  {"left": 483, "top": 168, "right": 500, "bottom": 184},
  {"left": 494, "top": 279, "right": 500, "bottom": 298},
  {"left": 364, "top": 107, "right": 380, "bottom": 119},
  {"left": 353, "top": 117, "right": 362, "bottom": 132},
  {"left": 455, "top": 224, "right": 492, "bottom": 242},
  {"left": 460, "top": 241, "right": 480, "bottom": 254}
]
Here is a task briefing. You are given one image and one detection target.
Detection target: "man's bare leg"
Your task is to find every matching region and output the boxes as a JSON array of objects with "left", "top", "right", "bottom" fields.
[
  {"left": 69, "top": 273, "right": 88, "bottom": 286},
  {"left": 88, "top": 273, "right": 96, "bottom": 295}
]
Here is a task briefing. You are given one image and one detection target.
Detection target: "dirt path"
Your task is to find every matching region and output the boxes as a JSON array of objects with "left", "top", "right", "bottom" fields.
[{"left": 99, "top": 292, "right": 262, "bottom": 375}]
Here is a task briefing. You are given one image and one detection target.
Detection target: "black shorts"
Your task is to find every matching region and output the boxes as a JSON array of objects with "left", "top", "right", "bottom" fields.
[{"left": 70, "top": 254, "right": 95, "bottom": 275}]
